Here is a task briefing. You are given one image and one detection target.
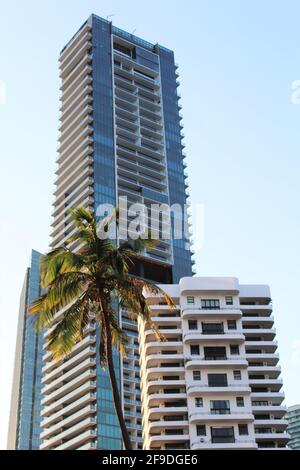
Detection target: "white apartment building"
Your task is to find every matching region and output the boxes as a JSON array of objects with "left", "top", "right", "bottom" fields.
[{"left": 139, "top": 277, "right": 289, "bottom": 450}]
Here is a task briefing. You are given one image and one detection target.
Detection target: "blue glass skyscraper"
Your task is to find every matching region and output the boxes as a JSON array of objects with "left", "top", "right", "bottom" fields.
[{"left": 7, "top": 250, "right": 43, "bottom": 449}]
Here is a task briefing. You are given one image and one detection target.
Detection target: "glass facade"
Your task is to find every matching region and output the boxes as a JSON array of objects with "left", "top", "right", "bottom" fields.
[
  {"left": 15, "top": 250, "right": 43, "bottom": 450},
  {"left": 91, "top": 15, "right": 122, "bottom": 450},
  {"left": 88, "top": 14, "right": 193, "bottom": 449},
  {"left": 92, "top": 16, "right": 116, "bottom": 211},
  {"left": 287, "top": 406, "right": 300, "bottom": 450},
  {"left": 156, "top": 45, "right": 193, "bottom": 282},
  {"left": 91, "top": 14, "right": 193, "bottom": 283}
]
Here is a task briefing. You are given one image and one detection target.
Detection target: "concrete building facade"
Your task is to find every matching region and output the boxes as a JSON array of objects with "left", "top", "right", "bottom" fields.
[{"left": 139, "top": 277, "right": 289, "bottom": 450}]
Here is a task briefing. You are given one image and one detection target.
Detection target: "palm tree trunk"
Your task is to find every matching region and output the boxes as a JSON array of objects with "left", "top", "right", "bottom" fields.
[{"left": 102, "top": 309, "right": 133, "bottom": 450}]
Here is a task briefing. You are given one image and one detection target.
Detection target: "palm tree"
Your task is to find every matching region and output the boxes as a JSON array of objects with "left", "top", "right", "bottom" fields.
[{"left": 29, "top": 206, "right": 173, "bottom": 450}]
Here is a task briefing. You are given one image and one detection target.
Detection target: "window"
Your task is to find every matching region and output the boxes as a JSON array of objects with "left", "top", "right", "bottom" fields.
[
  {"left": 196, "top": 425, "right": 206, "bottom": 436},
  {"left": 225, "top": 296, "right": 233, "bottom": 305},
  {"left": 195, "top": 397, "right": 203, "bottom": 407},
  {"left": 187, "top": 296, "right": 194, "bottom": 304},
  {"left": 188, "top": 320, "right": 198, "bottom": 330},
  {"left": 227, "top": 320, "right": 237, "bottom": 330},
  {"left": 193, "top": 370, "right": 201, "bottom": 381},
  {"left": 190, "top": 345, "right": 200, "bottom": 356},
  {"left": 208, "top": 373, "right": 228, "bottom": 387},
  {"left": 211, "top": 427, "right": 234, "bottom": 444},
  {"left": 233, "top": 370, "right": 242, "bottom": 380},
  {"left": 202, "top": 322, "right": 224, "bottom": 334},
  {"left": 236, "top": 397, "right": 244, "bottom": 407},
  {"left": 201, "top": 299, "right": 220, "bottom": 310},
  {"left": 238, "top": 424, "right": 248, "bottom": 436},
  {"left": 210, "top": 400, "right": 230, "bottom": 415},
  {"left": 230, "top": 345, "right": 239, "bottom": 355},
  {"left": 204, "top": 346, "right": 226, "bottom": 360}
]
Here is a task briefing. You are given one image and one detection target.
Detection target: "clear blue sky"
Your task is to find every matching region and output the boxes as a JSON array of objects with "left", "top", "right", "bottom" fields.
[{"left": 0, "top": 0, "right": 299, "bottom": 449}]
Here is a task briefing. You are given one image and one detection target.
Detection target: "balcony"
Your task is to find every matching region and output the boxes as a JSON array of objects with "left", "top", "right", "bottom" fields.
[
  {"left": 144, "top": 341, "right": 183, "bottom": 354},
  {"left": 41, "top": 369, "right": 96, "bottom": 406},
  {"left": 59, "top": 107, "right": 93, "bottom": 145},
  {"left": 59, "top": 88, "right": 92, "bottom": 130},
  {"left": 245, "top": 352, "right": 279, "bottom": 365},
  {"left": 60, "top": 25, "right": 92, "bottom": 66},
  {"left": 148, "top": 420, "right": 189, "bottom": 432},
  {"left": 147, "top": 406, "right": 188, "bottom": 420},
  {"left": 187, "top": 383, "right": 251, "bottom": 395},
  {"left": 41, "top": 404, "right": 96, "bottom": 440},
  {"left": 58, "top": 117, "right": 93, "bottom": 155},
  {"left": 144, "top": 330, "right": 182, "bottom": 342},
  {"left": 149, "top": 432, "right": 190, "bottom": 446},
  {"left": 240, "top": 304, "right": 272, "bottom": 313},
  {"left": 114, "top": 73, "right": 135, "bottom": 90},
  {"left": 245, "top": 340, "right": 277, "bottom": 352},
  {"left": 254, "top": 418, "right": 288, "bottom": 428},
  {"left": 249, "top": 378, "right": 283, "bottom": 391},
  {"left": 251, "top": 405, "right": 287, "bottom": 416},
  {"left": 55, "top": 153, "right": 93, "bottom": 193},
  {"left": 41, "top": 392, "right": 96, "bottom": 429},
  {"left": 134, "top": 72, "right": 160, "bottom": 90},
  {"left": 77, "top": 441, "right": 98, "bottom": 450},
  {"left": 147, "top": 393, "right": 187, "bottom": 408},
  {"left": 140, "top": 115, "right": 163, "bottom": 132},
  {"left": 248, "top": 365, "right": 281, "bottom": 378},
  {"left": 243, "top": 328, "right": 276, "bottom": 339},
  {"left": 60, "top": 48, "right": 93, "bottom": 87},
  {"left": 250, "top": 392, "right": 285, "bottom": 404},
  {"left": 185, "top": 356, "right": 248, "bottom": 369},
  {"left": 145, "top": 353, "right": 184, "bottom": 368},
  {"left": 60, "top": 81, "right": 93, "bottom": 116},
  {"left": 53, "top": 182, "right": 94, "bottom": 222},
  {"left": 48, "top": 428, "right": 96, "bottom": 451},
  {"left": 189, "top": 411, "right": 254, "bottom": 423},
  {"left": 182, "top": 307, "right": 242, "bottom": 319},
  {"left": 254, "top": 431, "right": 290, "bottom": 442},
  {"left": 41, "top": 381, "right": 96, "bottom": 418},
  {"left": 184, "top": 331, "right": 244, "bottom": 343},
  {"left": 145, "top": 367, "right": 185, "bottom": 382},
  {"left": 242, "top": 315, "right": 274, "bottom": 326},
  {"left": 52, "top": 183, "right": 93, "bottom": 221},
  {"left": 57, "top": 128, "right": 94, "bottom": 167},
  {"left": 42, "top": 358, "right": 96, "bottom": 396},
  {"left": 56, "top": 133, "right": 93, "bottom": 167},
  {"left": 146, "top": 380, "right": 186, "bottom": 394},
  {"left": 60, "top": 44, "right": 92, "bottom": 80},
  {"left": 191, "top": 438, "right": 257, "bottom": 450}
]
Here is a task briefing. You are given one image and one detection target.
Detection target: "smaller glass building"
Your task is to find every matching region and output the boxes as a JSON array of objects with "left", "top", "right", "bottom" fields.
[
  {"left": 286, "top": 405, "right": 300, "bottom": 450},
  {"left": 7, "top": 250, "right": 43, "bottom": 450}
]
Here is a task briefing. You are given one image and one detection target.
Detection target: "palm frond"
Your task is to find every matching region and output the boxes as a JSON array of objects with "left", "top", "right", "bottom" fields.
[
  {"left": 46, "top": 293, "right": 91, "bottom": 360},
  {"left": 40, "top": 247, "right": 85, "bottom": 288},
  {"left": 117, "top": 277, "right": 172, "bottom": 341},
  {"left": 69, "top": 206, "right": 94, "bottom": 228}
]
